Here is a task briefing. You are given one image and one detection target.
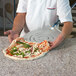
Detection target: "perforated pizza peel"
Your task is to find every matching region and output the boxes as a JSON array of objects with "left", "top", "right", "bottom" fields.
[{"left": 23, "top": 27, "right": 61, "bottom": 43}]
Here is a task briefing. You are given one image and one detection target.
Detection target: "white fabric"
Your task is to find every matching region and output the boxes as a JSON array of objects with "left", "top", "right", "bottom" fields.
[
  {"left": 16, "top": 0, "right": 73, "bottom": 37},
  {"left": 20, "top": 29, "right": 26, "bottom": 37},
  {"left": 16, "top": 0, "right": 27, "bottom": 13}
]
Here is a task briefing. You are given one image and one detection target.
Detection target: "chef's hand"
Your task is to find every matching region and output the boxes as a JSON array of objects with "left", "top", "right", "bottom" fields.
[
  {"left": 4, "top": 30, "right": 19, "bottom": 43},
  {"left": 49, "top": 33, "right": 65, "bottom": 50}
]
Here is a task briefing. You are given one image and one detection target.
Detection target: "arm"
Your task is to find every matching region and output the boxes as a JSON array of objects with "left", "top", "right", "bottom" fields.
[
  {"left": 12, "top": 13, "right": 26, "bottom": 34},
  {"left": 49, "top": 0, "right": 73, "bottom": 50},
  {"left": 49, "top": 22, "right": 73, "bottom": 50},
  {"left": 4, "top": 13, "right": 26, "bottom": 43},
  {"left": 4, "top": 0, "right": 27, "bottom": 43},
  {"left": 61, "top": 22, "right": 73, "bottom": 38}
]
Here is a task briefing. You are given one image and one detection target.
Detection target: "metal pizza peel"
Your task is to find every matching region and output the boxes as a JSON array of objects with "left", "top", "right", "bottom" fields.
[{"left": 23, "top": 26, "right": 61, "bottom": 43}]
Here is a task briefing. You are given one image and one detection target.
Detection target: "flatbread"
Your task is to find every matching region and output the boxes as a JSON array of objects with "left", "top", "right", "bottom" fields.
[{"left": 3, "top": 37, "right": 50, "bottom": 60}]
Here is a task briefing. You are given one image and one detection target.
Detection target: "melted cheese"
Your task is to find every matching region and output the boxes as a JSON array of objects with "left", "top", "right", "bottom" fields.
[
  {"left": 16, "top": 44, "right": 23, "bottom": 48},
  {"left": 34, "top": 51, "right": 40, "bottom": 55},
  {"left": 32, "top": 43, "right": 38, "bottom": 53}
]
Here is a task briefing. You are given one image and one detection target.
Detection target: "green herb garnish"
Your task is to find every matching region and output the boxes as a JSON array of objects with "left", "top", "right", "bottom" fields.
[
  {"left": 15, "top": 53, "right": 20, "bottom": 56},
  {"left": 16, "top": 41, "right": 31, "bottom": 48},
  {"left": 11, "top": 46, "right": 17, "bottom": 52},
  {"left": 10, "top": 46, "right": 18, "bottom": 55},
  {"left": 20, "top": 52, "right": 25, "bottom": 58},
  {"left": 23, "top": 44, "right": 31, "bottom": 48},
  {"left": 25, "top": 50, "right": 31, "bottom": 53},
  {"left": 10, "top": 51, "right": 15, "bottom": 55},
  {"left": 14, "top": 52, "right": 25, "bottom": 58},
  {"left": 34, "top": 48, "right": 39, "bottom": 52},
  {"left": 16, "top": 41, "right": 24, "bottom": 44}
]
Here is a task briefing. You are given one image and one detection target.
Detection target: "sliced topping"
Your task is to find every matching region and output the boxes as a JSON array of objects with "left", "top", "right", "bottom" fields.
[
  {"left": 10, "top": 51, "right": 14, "bottom": 55},
  {"left": 24, "top": 56, "right": 29, "bottom": 58},
  {"left": 6, "top": 49, "right": 10, "bottom": 54},
  {"left": 34, "top": 51, "right": 40, "bottom": 55},
  {"left": 10, "top": 50, "right": 25, "bottom": 58},
  {"left": 20, "top": 52, "right": 25, "bottom": 58},
  {"left": 11, "top": 46, "right": 17, "bottom": 52},
  {"left": 38, "top": 40, "right": 50, "bottom": 52},
  {"left": 25, "top": 50, "right": 31, "bottom": 57},
  {"left": 15, "top": 50, "right": 25, "bottom": 58},
  {"left": 15, "top": 53, "right": 20, "bottom": 56},
  {"left": 16, "top": 41, "right": 31, "bottom": 48},
  {"left": 25, "top": 50, "right": 31, "bottom": 53},
  {"left": 16, "top": 44, "right": 23, "bottom": 48},
  {"left": 9, "top": 46, "right": 18, "bottom": 55},
  {"left": 16, "top": 41, "right": 25, "bottom": 44},
  {"left": 32, "top": 43, "right": 38, "bottom": 53},
  {"left": 34, "top": 48, "right": 39, "bottom": 52},
  {"left": 23, "top": 44, "right": 31, "bottom": 48},
  {"left": 31, "top": 55, "right": 36, "bottom": 57},
  {"left": 18, "top": 48, "right": 25, "bottom": 52}
]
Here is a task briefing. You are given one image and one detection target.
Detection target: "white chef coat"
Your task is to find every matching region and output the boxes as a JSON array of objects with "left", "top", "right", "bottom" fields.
[{"left": 16, "top": 0, "right": 73, "bottom": 37}]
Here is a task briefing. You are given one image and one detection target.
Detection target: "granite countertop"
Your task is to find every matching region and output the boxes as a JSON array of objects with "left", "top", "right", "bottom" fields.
[{"left": 0, "top": 36, "right": 76, "bottom": 76}]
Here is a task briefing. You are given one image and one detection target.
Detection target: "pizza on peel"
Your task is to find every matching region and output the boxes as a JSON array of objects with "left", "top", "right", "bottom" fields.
[{"left": 3, "top": 37, "right": 51, "bottom": 60}]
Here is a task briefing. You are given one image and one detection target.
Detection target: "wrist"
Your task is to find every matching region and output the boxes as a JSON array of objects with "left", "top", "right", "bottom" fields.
[
  {"left": 58, "top": 33, "right": 65, "bottom": 41},
  {"left": 12, "top": 29, "right": 20, "bottom": 35},
  {"left": 60, "top": 32, "right": 69, "bottom": 40},
  {"left": 12, "top": 25, "right": 23, "bottom": 35}
]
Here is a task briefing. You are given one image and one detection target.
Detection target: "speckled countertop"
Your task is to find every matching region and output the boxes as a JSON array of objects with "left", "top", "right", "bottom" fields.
[{"left": 0, "top": 36, "right": 76, "bottom": 76}]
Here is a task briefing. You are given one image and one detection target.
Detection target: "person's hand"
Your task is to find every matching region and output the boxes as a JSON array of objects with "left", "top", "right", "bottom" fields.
[
  {"left": 49, "top": 33, "right": 65, "bottom": 50},
  {"left": 4, "top": 30, "right": 19, "bottom": 43}
]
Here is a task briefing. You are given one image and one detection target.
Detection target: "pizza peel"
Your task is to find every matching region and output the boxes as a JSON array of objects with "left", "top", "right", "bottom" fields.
[{"left": 23, "top": 26, "right": 61, "bottom": 43}]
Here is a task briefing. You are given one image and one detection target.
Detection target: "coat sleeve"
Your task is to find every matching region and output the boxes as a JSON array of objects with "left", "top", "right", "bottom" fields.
[
  {"left": 57, "top": 0, "right": 73, "bottom": 23},
  {"left": 16, "top": 0, "right": 28, "bottom": 13}
]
